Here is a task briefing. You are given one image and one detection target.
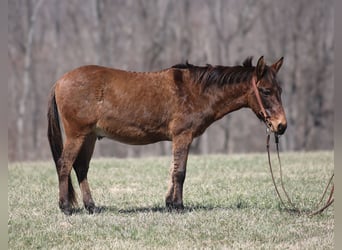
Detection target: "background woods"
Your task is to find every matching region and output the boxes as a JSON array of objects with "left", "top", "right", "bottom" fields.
[{"left": 8, "top": 0, "right": 334, "bottom": 161}]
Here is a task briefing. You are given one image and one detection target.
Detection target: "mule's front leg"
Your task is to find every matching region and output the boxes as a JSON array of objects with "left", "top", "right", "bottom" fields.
[{"left": 166, "top": 133, "right": 192, "bottom": 209}]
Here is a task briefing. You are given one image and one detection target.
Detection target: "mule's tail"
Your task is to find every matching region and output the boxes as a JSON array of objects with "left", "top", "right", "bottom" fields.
[{"left": 47, "top": 86, "right": 77, "bottom": 207}]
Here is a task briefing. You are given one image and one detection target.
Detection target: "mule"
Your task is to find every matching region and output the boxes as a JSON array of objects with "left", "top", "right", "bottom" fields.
[{"left": 47, "top": 56, "right": 286, "bottom": 215}]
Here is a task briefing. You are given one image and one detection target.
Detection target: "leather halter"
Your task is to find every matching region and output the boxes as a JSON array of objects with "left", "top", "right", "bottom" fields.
[{"left": 251, "top": 76, "right": 272, "bottom": 129}]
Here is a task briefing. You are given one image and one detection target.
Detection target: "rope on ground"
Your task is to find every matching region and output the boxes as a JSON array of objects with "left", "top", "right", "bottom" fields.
[{"left": 266, "top": 133, "right": 334, "bottom": 216}]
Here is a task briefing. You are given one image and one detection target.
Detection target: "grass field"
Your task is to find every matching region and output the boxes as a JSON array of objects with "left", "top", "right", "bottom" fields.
[{"left": 8, "top": 151, "right": 333, "bottom": 249}]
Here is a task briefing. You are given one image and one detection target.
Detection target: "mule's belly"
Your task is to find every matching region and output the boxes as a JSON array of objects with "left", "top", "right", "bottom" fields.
[{"left": 94, "top": 121, "right": 170, "bottom": 145}]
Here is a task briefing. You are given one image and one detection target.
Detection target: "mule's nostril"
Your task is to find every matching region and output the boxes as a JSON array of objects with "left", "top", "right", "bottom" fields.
[{"left": 277, "top": 123, "right": 287, "bottom": 135}]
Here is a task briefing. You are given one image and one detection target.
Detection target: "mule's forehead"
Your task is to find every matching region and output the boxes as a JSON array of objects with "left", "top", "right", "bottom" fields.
[{"left": 262, "top": 67, "right": 279, "bottom": 87}]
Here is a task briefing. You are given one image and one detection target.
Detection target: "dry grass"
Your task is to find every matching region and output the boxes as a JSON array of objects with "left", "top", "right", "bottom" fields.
[{"left": 8, "top": 151, "right": 334, "bottom": 249}]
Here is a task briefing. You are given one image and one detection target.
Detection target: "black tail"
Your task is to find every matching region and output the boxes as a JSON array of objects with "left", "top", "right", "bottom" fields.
[{"left": 47, "top": 86, "right": 77, "bottom": 207}]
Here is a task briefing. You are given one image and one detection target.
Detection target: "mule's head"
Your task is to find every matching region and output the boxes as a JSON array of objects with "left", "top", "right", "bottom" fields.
[{"left": 248, "top": 56, "right": 287, "bottom": 135}]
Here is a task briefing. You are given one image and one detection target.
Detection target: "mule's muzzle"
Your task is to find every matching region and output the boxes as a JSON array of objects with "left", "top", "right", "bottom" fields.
[
  {"left": 276, "top": 122, "right": 287, "bottom": 135},
  {"left": 268, "top": 117, "right": 287, "bottom": 135}
]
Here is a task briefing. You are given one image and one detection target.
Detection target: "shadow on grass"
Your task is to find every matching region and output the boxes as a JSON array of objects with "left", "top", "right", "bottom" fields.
[
  {"left": 92, "top": 204, "right": 219, "bottom": 214},
  {"left": 66, "top": 203, "right": 310, "bottom": 216},
  {"left": 66, "top": 199, "right": 307, "bottom": 215},
  {"left": 66, "top": 204, "right": 225, "bottom": 215},
  {"left": 88, "top": 202, "right": 266, "bottom": 214}
]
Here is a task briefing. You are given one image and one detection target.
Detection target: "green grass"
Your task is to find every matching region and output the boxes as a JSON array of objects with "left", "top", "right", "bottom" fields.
[{"left": 8, "top": 151, "right": 334, "bottom": 249}]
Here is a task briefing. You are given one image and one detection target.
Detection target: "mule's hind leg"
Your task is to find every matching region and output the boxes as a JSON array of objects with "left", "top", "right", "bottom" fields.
[
  {"left": 58, "top": 136, "right": 85, "bottom": 215},
  {"left": 73, "top": 133, "right": 97, "bottom": 214}
]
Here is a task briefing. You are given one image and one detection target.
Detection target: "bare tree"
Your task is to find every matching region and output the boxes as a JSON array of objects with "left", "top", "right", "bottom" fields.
[
  {"left": 204, "top": 0, "right": 260, "bottom": 154},
  {"left": 15, "top": 0, "right": 44, "bottom": 160},
  {"left": 259, "top": 0, "right": 334, "bottom": 151}
]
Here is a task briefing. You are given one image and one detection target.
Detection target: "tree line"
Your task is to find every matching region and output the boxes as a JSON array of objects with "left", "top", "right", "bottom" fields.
[{"left": 8, "top": 0, "right": 333, "bottom": 161}]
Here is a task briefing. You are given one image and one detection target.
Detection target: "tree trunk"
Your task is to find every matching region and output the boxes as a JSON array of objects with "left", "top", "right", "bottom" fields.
[{"left": 17, "top": 0, "right": 44, "bottom": 160}]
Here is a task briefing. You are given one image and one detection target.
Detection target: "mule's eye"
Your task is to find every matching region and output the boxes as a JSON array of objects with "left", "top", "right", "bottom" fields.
[{"left": 259, "top": 88, "right": 271, "bottom": 96}]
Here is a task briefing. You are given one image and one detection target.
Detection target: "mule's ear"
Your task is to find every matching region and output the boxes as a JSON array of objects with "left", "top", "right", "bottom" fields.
[
  {"left": 271, "top": 57, "right": 284, "bottom": 73},
  {"left": 256, "top": 56, "right": 266, "bottom": 80}
]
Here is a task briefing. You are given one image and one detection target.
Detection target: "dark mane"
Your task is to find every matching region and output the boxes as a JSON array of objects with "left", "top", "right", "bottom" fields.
[
  {"left": 171, "top": 57, "right": 256, "bottom": 89},
  {"left": 171, "top": 60, "right": 192, "bottom": 69},
  {"left": 242, "top": 56, "right": 253, "bottom": 67}
]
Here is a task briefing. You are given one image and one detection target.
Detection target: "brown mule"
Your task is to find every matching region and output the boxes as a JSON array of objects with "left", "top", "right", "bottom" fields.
[{"left": 47, "top": 56, "right": 286, "bottom": 215}]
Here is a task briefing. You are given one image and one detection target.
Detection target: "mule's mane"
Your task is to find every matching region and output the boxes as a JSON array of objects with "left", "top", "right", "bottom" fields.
[{"left": 171, "top": 57, "right": 256, "bottom": 88}]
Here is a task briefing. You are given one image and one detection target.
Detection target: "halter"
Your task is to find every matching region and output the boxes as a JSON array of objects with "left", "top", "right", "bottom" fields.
[{"left": 251, "top": 76, "right": 272, "bottom": 130}]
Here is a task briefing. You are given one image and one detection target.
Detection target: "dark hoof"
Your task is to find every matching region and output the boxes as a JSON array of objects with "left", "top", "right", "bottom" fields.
[
  {"left": 62, "top": 208, "right": 73, "bottom": 216},
  {"left": 166, "top": 202, "right": 184, "bottom": 211},
  {"left": 85, "top": 202, "right": 96, "bottom": 214},
  {"left": 59, "top": 203, "right": 73, "bottom": 216}
]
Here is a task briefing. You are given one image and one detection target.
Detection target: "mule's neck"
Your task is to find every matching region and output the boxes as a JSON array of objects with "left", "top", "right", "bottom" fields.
[
  {"left": 173, "top": 63, "right": 254, "bottom": 122},
  {"left": 206, "top": 81, "right": 251, "bottom": 121},
  {"left": 171, "top": 66, "right": 253, "bottom": 123}
]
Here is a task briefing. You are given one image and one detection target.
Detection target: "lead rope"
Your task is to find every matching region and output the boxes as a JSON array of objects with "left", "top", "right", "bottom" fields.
[{"left": 266, "top": 130, "right": 334, "bottom": 216}]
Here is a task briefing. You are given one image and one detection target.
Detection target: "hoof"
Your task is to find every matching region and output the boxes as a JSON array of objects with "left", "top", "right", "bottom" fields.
[
  {"left": 59, "top": 203, "right": 73, "bottom": 216},
  {"left": 166, "top": 202, "right": 184, "bottom": 210},
  {"left": 85, "top": 202, "right": 96, "bottom": 214},
  {"left": 62, "top": 208, "right": 73, "bottom": 216}
]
